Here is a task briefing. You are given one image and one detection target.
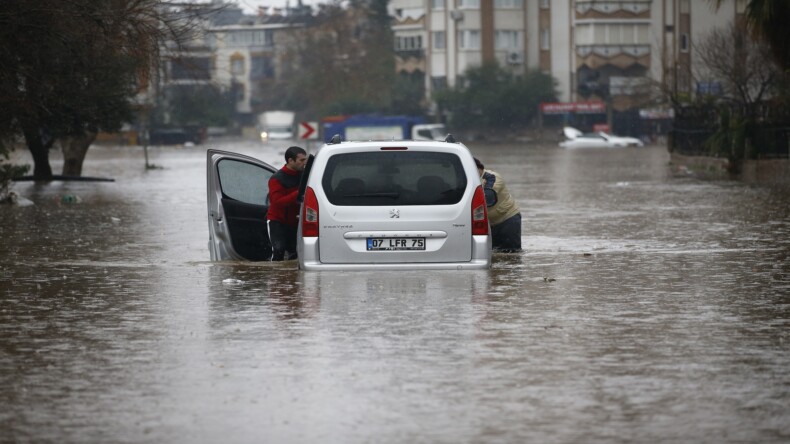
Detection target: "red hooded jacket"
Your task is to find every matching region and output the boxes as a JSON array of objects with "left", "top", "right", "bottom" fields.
[{"left": 267, "top": 166, "right": 302, "bottom": 226}]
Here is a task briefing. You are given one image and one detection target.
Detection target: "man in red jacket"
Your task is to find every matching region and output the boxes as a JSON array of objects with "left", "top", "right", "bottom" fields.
[{"left": 267, "top": 146, "right": 307, "bottom": 261}]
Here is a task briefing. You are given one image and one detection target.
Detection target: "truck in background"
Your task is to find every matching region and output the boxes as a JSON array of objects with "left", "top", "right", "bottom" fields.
[
  {"left": 257, "top": 110, "right": 296, "bottom": 142},
  {"left": 322, "top": 115, "right": 447, "bottom": 142}
]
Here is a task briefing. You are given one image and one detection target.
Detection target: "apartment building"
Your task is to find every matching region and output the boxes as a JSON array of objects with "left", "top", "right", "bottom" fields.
[
  {"left": 389, "top": 0, "right": 747, "bottom": 112},
  {"left": 159, "top": 1, "right": 309, "bottom": 127},
  {"left": 209, "top": 19, "right": 304, "bottom": 114}
]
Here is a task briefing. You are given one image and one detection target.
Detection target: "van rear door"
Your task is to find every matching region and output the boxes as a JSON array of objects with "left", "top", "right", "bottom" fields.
[{"left": 316, "top": 149, "right": 473, "bottom": 264}]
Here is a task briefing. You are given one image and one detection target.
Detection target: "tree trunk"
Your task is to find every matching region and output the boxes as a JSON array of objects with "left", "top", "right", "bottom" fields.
[
  {"left": 60, "top": 131, "right": 97, "bottom": 177},
  {"left": 21, "top": 123, "right": 54, "bottom": 180}
]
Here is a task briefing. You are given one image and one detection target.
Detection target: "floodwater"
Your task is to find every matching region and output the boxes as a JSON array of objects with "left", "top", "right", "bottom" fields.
[{"left": 1, "top": 139, "right": 788, "bottom": 443}]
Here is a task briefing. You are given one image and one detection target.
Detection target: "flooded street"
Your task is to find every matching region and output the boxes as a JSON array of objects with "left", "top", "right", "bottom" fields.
[{"left": 1, "top": 139, "right": 788, "bottom": 443}]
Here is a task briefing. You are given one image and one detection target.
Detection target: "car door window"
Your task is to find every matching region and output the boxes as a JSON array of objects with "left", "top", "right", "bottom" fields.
[{"left": 218, "top": 159, "right": 272, "bottom": 205}]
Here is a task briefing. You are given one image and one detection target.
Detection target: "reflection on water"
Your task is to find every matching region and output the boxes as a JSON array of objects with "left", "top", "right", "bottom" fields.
[{"left": 1, "top": 141, "right": 788, "bottom": 442}]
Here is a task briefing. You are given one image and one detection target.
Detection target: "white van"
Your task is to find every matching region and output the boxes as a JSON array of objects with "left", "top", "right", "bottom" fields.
[
  {"left": 296, "top": 136, "right": 491, "bottom": 270},
  {"left": 206, "top": 136, "right": 492, "bottom": 269}
]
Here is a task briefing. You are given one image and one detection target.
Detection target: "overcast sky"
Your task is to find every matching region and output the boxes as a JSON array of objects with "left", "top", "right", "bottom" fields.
[{"left": 234, "top": 0, "right": 328, "bottom": 14}]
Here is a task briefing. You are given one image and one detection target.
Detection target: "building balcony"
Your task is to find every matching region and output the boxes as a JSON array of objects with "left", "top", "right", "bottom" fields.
[
  {"left": 395, "top": 48, "right": 426, "bottom": 59},
  {"left": 575, "top": 1, "right": 651, "bottom": 19},
  {"left": 576, "top": 44, "right": 650, "bottom": 69}
]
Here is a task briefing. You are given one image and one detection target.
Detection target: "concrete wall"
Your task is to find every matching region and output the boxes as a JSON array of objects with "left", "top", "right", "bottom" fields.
[{"left": 670, "top": 152, "right": 790, "bottom": 185}]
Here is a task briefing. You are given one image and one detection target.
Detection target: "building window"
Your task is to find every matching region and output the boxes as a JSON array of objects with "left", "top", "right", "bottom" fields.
[
  {"left": 431, "top": 0, "right": 445, "bottom": 9},
  {"left": 458, "top": 0, "right": 480, "bottom": 9},
  {"left": 539, "top": 0, "right": 550, "bottom": 9},
  {"left": 432, "top": 31, "right": 446, "bottom": 50},
  {"left": 250, "top": 55, "right": 274, "bottom": 80},
  {"left": 396, "top": 35, "right": 423, "bottom": 51},
  {"left": 495, "top": 30, "right": 522, "bottom": 50},
  {"left": 231, "top": 56, "right": 245, "bottom": 76},
  {"left": 540, "top": 28, "right": 550, "bottom": 50},
  {"left": 495, "top": 0, "right": 522, "bottom": 7},
  {"left": 171, "top": 57, "right": 211, "bottom": 80},
  {"left": 458, "top": 30, "right": 481, "bottom": 50},
  {"left": 680, "top": 33, "right": 689, "bottom": 52}
]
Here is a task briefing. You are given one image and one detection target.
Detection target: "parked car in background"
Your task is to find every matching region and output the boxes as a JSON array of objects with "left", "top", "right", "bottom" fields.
[
  {"left": 206, "top": 136, "right": 492, "bottom": 270},
  {"left": 559, "top": 126, "right": 644, "bottom": 149},
  {"left": 149, "top": 126, "right": 206, "bottom": 145}
]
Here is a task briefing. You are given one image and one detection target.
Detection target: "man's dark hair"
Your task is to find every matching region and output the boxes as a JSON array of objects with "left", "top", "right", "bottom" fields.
[
  {"left": 285, "top": 146, "right": 306, "bottom": 162},
  {"left": 474, "top": 157, "right": 484, "bottom": 170}
]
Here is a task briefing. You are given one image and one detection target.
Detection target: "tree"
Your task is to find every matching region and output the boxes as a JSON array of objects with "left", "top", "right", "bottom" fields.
[
  {"left": 714, "top": 0, "right": 790, "bottom": 71},
  {"left": 391, "top": 71, "right": 427, "bottom": 116},
  {"left": 691, "top": 21, "right": 784, "bottom": 161},
  {"left": 162, "top": 84, "right": 234, "bottom": 128},
  {"left": 282, "top": 0, "right": 396, "bottom": 117},
  {"left": 0, "top": 0, "right": 195, "bottom": 180},
  {"left": 695, "top": 22, "right": 781, "bottom": 111},
  {"left": 434, "top": 62, "right": 558, "bottom": 131}
]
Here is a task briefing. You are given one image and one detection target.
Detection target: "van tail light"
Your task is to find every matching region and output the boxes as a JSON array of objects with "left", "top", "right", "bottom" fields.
[
  {"left": 302, "top": 186, "right": 319, "bottom": 237},
  {"left": 471, "top": 185, "right": 489, "bottom": 236}
]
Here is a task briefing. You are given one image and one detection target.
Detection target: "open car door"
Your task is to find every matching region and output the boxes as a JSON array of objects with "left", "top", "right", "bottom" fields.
[{"left": 207, "top": 149, "right": 278, "bottom": 261}]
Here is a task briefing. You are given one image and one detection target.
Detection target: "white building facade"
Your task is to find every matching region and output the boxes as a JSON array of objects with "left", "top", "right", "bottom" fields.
[
  {"left": 389, "top": 0, "right": 747, "bottom": 111},
  {"left": 209, "top": 22, "right": 300, "bottom": 114}
]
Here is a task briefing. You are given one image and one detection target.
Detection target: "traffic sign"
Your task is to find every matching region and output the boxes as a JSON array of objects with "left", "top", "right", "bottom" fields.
[{"left": 298, "top": 121, "right": 318, "bottom": 140}]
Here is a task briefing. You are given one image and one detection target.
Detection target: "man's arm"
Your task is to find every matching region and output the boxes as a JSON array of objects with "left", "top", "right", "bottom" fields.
[
  {"left": 268, "top": 177, "right": 298, "bottom": 207},
  {"left": 481, "top": 172, "right": 498, "bottom": 207}
]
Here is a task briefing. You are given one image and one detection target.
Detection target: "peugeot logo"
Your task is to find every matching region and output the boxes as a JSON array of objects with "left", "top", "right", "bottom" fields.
[{"left": 389, "top": 209, "right": 400, "bottom": 218}]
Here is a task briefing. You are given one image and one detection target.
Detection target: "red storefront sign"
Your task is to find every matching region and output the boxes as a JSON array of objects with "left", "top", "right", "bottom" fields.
[{"left": 540, "top": 102, "right": 606, "bottom": 115}]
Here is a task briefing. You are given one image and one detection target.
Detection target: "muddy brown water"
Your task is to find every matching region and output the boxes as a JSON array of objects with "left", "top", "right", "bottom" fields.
[{"left": 1, "top": 140, "right": 788, "bottom": 443}]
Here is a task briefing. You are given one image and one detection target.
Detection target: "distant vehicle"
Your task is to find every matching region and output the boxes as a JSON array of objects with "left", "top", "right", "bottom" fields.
[
  {"left": 148, "top": 127, "right": 205, "bottom": 145},
  {"left": 258, "top": 110, "right": 295, "bottom": 142},
  {"left": 205, "top": 136, "right": 492, "bottom": 270},
  {"left": 322, "top": 115, "right": 447, "bottom": 142},
  {"left": 559, "top": 126, "right": 644, "bottom": 148}
]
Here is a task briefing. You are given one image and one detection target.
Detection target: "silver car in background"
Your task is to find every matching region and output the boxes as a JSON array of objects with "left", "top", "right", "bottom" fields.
[{"left": 296, "top": 137, "right": 491, "bottom": 270}]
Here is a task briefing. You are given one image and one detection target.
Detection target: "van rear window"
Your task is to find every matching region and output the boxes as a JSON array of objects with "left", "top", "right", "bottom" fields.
[{"left": 322, "top": 151, "right": 467, "bottom": 206}]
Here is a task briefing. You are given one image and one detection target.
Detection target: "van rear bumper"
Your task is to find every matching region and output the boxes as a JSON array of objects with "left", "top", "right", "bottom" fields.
[
  {"left": 299, "top": 259, "right": 491, "bottom": 271},
  {"left": 297, "top": 235, "right": 491, "bottom": 271}
]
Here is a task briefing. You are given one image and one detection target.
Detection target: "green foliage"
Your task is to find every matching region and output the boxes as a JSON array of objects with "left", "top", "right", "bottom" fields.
[
  {"left": 0, "top": 164, "right": 30, "bottom": 199},
  {"left": 390, "top": 72, "right": 427, "bottom": 116},
  {"left": 434, "top": 62, "right": 558, "bottom": 130},
  {"left": 705, "top": 106, "right": 752, "bottom": 161},
  {"left": 0, "top": 143, "right": 29, "bottom": 200},
  {"left": 0, "top": 0, "right": 191, "bottom": 179},
  {"left": 163, "top": 85, "right": 233, "bottom": 127},
  {"left": 281, "top": 1, "right": 397, "bottom": 118}
]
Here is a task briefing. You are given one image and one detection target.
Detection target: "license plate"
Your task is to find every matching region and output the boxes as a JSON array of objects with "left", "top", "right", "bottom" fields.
[{"left": 366, "top": 237, "right": 425, "bottom": 251}]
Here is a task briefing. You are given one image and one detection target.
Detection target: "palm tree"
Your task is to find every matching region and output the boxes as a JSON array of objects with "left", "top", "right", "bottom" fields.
[{"left": 715, "top": 0, "right": 790, "bottom": 70}]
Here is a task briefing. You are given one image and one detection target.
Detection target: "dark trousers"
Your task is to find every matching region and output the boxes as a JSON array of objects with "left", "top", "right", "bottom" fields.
[
  {"left": 492, "top": 213, "right": 522, "bottom": 252},
  {"left": 268, "top": 220, "right": 298, "bottom": 261}
]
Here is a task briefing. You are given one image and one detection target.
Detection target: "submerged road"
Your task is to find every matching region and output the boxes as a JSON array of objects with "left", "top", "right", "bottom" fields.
[{"left": 1, "top": 139, "right": 788, "bottom": 443}]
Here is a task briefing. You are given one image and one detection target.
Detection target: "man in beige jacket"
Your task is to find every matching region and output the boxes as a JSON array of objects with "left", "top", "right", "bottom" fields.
[{"left": 475, "top": 158, "right": 522, "bottom": 252}]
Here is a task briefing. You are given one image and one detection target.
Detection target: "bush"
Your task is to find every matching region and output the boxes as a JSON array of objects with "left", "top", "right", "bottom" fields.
[{"left": 434, "top": 62, "right": 558, "bottom": 131}]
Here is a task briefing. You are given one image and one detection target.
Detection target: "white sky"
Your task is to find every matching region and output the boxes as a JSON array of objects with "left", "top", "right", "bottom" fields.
[{"left": 234, "top": 0, "right": 328, "bottom": 14}]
